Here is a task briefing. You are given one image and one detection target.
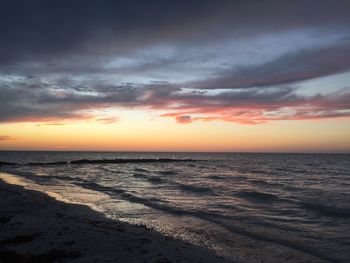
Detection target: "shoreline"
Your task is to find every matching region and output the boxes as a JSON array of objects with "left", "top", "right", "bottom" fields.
[
  {"left": 0, "top": 171, "right": 331, "bottom": 263},
  {"left": 0, "top": 178, "right": 230, "bottom": 263}
]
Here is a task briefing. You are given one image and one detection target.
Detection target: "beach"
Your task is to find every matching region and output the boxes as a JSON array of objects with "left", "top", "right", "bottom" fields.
[
  {"left": 0, "top": 178, "right": 230, "bottom": 263},
  {"left": 0, "top": 169, "right": 334, "bottom": 263},
  {"left": 1, "top": 0, "right": 349, "bottom": 261},
  {"left": 1, "top": 151, "right": 347, "bottom": 262}
]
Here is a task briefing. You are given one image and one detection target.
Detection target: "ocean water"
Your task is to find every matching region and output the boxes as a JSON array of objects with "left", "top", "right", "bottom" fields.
[{"left": 0, "top": 152, "right": 349, "bottom": 262}]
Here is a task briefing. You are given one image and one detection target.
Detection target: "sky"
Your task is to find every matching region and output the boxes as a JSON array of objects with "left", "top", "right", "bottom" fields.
[{"left": 0, "top": 0, "right": 350, "bottom": 152}]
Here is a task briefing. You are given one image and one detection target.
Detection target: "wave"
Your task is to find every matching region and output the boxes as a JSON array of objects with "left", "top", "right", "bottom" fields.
[
  {"left": 134, "top": 168, "right": 151, "bottom": 173},
  {"left": 207, "top": 174, "right": 247, "bottom": 181},
  {"left": 101, "top": 167, "right": 121, "bottom": 174},
  {"left": 232, "top": 175, "right": 248, "bottom": 181},
  {"left": 1, "top": 170, "right": 338, "bottom": 262},
  {"left": 208, "top": 175, "right": 226, "bottom": 180},
  {"left": 237, "top": 168, "right": 282, "bottom": 177},
  {"left": 0, "top": 158, "right": 201, "bottom": 166},
  {"left": 70, "top": 180, "right": 224, "bottom": 222},
  {"left": 235, "top": 190, "right": 279, "bottom": 202},
  {"left": 275, "top": 167, "right": 309, "bottom": 174},
  {"left": 120, "top": 192, "right": 162, "bottom": 204},
  {"left": 300, "top": 202, "right": 350, "bottom": 218},
  {"left": 72, "top": 158, "right": 197, "bottom": 164},
  {"left": 158, "top": 170, "right": 178, "bottom": 175},
  {"left": 72, "top": 181, "right": 193, "bottom": 216},
  {"left": 248, "top": 178, "right": 291, "bottom": 188},
  {"left": 133, "top": 173, "right": 147, "bottom": 178},
  {"left": 133, "top": 173, "right": 164, "bottom": 184},
  {"left": 74, "top": 181, "right": 125, "bottom": 195},
  {"left": 0, "top": 169, "right": 74, "bottom": 183},
  {"left": 71, "top": 180, "right": 333, "bottom": 262},
  {"left": 0, "top": 161, "right": 18, "bottom": 166},
  {"left": 177, "top": 183, "right": 215, "bottom": 195},
  {"left": 248, "top": 179, "right": 301, "bottom": 193}
]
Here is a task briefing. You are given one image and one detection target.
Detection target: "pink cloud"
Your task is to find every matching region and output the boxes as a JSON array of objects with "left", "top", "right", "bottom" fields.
[{"left": 161, "top": 92, "right": 350, "bottom": 125}]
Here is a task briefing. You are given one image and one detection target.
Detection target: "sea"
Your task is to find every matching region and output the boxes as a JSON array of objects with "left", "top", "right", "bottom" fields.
[{"left": 0, "top": 151, "right": 349, "bottom": 262}]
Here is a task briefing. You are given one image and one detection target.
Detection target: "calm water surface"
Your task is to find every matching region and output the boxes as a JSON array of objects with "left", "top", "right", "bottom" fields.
[{"left": 0, "top": 152, "right": 349, "bottom": 262}]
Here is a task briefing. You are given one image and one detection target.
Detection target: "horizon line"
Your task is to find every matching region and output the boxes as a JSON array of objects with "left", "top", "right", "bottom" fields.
[{"left": 0, "top": 149, "right": 349, "bottom": 155}]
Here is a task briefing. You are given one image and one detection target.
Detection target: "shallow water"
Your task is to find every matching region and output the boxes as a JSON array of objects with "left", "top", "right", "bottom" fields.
[{"left": 1, "top": 152, "right": 349, "bottom": 262}]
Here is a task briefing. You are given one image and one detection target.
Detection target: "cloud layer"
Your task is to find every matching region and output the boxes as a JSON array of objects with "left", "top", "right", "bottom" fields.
[{"left": 1, "top": 1, "right": 350, "bottom": 125}]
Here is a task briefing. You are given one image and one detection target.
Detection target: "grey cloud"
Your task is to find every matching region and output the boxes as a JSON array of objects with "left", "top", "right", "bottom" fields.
[
  {"left": 1, "top": 1, "right": 350, "bottom": 66},
  {"left": 1, "top": 1, "right": 350, "bottom": 124},
  {"left": 0, "top": 74, "right": 349, "bottom": 123},
  {"left": 193, "top": 44, "right": 350, "bottom": 90}
]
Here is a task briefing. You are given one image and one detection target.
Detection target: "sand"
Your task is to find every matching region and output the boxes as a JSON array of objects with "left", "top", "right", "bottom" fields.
[
  {"left": 0, "top": 174, "right": 330, "bottom": 263},
  {"left": 0, "top": 179, "right": 230, "bottom": 263}
]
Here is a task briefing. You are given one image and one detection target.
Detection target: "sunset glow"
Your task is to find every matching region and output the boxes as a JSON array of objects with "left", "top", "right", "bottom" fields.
[
  {"left": 0, "top": 1, "right": 349, "bottom": 152},
  {"left": 1, "top": 2, "right": 350, "bottom": 262}
]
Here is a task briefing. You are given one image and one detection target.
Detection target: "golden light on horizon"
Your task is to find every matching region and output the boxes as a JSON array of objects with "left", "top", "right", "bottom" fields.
[{"left": 1, "top": 108, "right": 349, "bottom": 153}]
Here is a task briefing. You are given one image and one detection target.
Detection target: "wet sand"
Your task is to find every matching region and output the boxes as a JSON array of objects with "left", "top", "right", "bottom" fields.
[
  {"left": 0, "top": 174, "right": 329, "bottom": 263},
  {"left": 0, "top": 179, "right": 230, "bottom": 263}
]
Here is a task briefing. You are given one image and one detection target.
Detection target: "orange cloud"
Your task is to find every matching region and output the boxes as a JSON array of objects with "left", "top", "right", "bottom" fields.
[
  {"left": 95, "top": 117, "right": 119, "bottom": 124},
  {"left": 0, "top": 135, "right": 15, "bottom": 141}
]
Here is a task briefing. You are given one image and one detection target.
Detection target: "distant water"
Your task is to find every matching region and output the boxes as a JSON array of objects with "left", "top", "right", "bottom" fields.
[{"left": 0, "top": 152, "right": 349, "bottom": 262}]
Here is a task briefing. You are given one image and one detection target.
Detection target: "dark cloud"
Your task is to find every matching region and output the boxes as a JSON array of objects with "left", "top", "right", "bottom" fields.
[
  {"left": 0, "top": 0, "right": 218, "bottom": 65},
  {"left": 1, "top": 0, "right": 350, "bottom": 66},
  {"left": 194, "top": 44, "right": 350, "bottom": 89},
  {"left": 1, "top": 1, "right": 350, "bottom": 125}
]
